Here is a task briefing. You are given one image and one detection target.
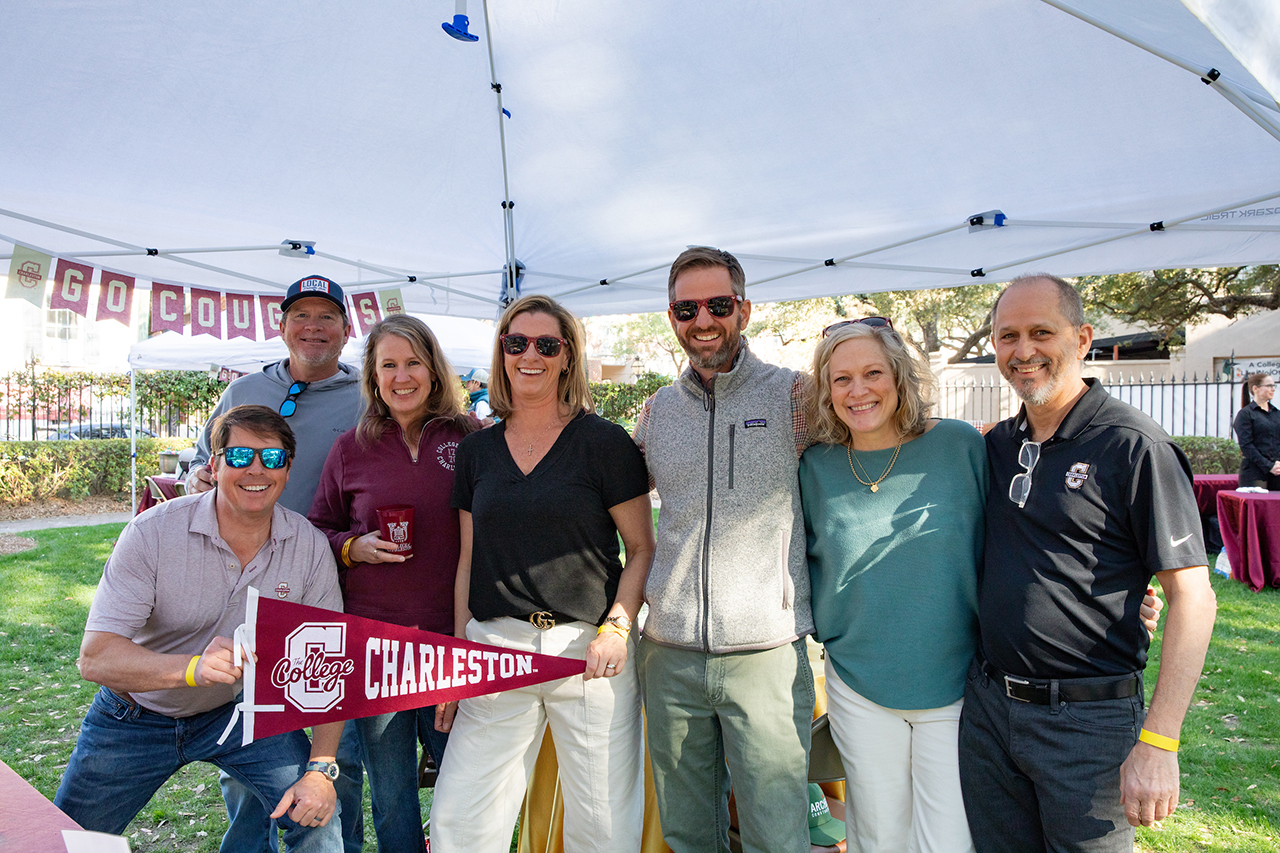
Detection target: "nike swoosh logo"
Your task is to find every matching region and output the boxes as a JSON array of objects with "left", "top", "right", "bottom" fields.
[{"left": 1171, "top": 534, "right": 1194, "bottom": 547}]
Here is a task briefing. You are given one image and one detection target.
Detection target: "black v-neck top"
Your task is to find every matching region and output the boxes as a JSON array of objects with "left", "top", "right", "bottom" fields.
[{"left": 452, "top": 411, "right": 650, "bottom": 624}]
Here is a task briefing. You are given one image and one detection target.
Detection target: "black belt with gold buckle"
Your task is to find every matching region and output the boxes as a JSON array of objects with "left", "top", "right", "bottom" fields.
[{"left": 525, "top": 611, "right": 574, "bottom": 630}]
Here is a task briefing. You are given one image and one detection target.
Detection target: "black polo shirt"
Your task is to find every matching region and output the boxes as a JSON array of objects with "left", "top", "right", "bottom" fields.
[{"left": 979, "top": 379, "right": 1207, "bottom": 679}]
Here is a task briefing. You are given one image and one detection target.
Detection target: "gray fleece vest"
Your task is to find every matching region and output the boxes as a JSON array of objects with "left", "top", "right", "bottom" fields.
[{"left": 643, "top": 347, "right": 813, "bottom": 653}]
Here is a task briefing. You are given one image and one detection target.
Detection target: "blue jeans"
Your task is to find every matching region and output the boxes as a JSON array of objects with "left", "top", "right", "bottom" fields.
[
  {"left": 356, "top": 707, "right": 448, "bottom": 852},
  {"left": 958, "top": 658, "right": 1144, "bottom": 853},
  {"left": 220, "top": 721, "right": 365, "bottom": 853},
  {"left": 54, "top": 687, "right": 341, "bottom": 853},
  {"left": 639, "top": 639, "right": 815, "bottom": 853}
]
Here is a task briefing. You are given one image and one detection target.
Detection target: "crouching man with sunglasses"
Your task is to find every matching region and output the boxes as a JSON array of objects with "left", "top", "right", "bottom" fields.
[
  {"left": 56, "top": 405, "right": 346, "bottom": 853},
  {"left": 959, "top": 275, "right": 1217, "bottom": 852},
  {"left": 185, "top": 275, "right": 366, "bottom": 853}
]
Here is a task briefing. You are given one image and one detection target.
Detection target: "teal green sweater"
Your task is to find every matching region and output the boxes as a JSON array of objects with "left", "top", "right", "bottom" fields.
[{"left": 800, "top": 418, "right": 987, "bottom": 710}]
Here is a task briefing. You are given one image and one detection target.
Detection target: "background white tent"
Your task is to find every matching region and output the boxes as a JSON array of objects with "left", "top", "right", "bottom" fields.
[{"left": 3, "top": 0, "right": 1280, "bottom": 321}]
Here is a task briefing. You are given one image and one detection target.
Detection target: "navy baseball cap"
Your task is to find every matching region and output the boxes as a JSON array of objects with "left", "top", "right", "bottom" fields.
[{"left": 281, "top": 275, "right": 347, "bottom": 316}]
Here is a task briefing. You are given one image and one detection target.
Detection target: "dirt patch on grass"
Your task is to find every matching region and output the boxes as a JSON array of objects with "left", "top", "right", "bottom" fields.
[
  {"left": 0, "top": 534, "right": 38, "bottom": 555},
  {"left": 0, "top": 495, "right": 132, "bottom": 523}
]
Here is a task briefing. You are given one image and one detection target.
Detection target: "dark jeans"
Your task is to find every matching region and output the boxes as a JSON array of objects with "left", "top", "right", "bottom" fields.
[
  {"left": 55, "top": 688, "right": 341, "bottom": 853},
  {"left": 958, "top": 658, "right": 1144, "bottom": 853},
  {"left": 219, "top": 720, "right": 365, "bottom": 853},
  {"left": 355, "top": 706, "right": 449, "bottom": 853}
]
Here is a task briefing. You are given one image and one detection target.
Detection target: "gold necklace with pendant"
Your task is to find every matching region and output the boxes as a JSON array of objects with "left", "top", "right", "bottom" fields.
[{"left": 847, "top": 439, "right": 903, "bottom": 493}]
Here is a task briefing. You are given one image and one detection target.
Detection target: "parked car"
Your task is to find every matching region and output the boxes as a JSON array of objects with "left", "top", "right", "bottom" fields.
[{"left": 49, "top": 424, "right": 157, "bottom": 440}]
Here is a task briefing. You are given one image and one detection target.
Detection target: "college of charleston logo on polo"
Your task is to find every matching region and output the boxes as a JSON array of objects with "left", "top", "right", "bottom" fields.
[{"left": 1065, "top": 462, "right": 1091, "bottom": 490}]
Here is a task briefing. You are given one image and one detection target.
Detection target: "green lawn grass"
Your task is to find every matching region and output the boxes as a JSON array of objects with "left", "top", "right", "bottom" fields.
[{"left": 4, "top": 525, "right": 1278, "bottom": 851}]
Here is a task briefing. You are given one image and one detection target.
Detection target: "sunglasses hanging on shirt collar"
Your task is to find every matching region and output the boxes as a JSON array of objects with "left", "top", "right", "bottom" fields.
[{"left": 279, "top": 381, "right": 308, "bottom": 417}]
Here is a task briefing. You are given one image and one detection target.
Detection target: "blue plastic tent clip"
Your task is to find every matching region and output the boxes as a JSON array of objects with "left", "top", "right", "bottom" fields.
[{"left": 443, "top": 14, "right": 479, "bottom": 41}]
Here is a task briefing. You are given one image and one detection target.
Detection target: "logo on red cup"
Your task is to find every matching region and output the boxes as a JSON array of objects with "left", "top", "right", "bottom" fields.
[{"left": 376, "top": 505, "right": 414, "bottom": 558}]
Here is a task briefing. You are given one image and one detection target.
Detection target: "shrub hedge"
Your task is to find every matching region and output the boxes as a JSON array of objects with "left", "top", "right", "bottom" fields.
[
  {"left": 1171, "top": 435, "right": 1242, "bottom": 475},
  {"left": 590, "top": 372, "right": 673, "bottom": 430},
  {"left": 0, "top": 438, "right": 193, "bottom": 505}
]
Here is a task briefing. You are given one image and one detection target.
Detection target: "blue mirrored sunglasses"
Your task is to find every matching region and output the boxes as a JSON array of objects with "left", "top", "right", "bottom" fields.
[
  {"left": 215, "top": 447, "right": 291, "bottom": 469},
  {"left": 279, "top": 381, "right": 308, "bottom": 417}
]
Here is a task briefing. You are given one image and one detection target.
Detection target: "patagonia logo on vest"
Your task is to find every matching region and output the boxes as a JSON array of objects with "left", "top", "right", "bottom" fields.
[
  {"left": 1065, "top": 462, "right": 1090, "bottom": 490},
  {"left": 743, "top": 418, "right": 767, "bottom": 429}
]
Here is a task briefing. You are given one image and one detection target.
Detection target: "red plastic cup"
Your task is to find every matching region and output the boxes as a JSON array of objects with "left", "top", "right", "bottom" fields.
[{"left": 376, "top": 505, "right": 414, "bottom": 558}]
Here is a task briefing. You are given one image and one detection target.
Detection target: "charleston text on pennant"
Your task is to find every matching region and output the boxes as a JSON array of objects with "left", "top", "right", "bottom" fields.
[{"left": 221, "top": 588, "right": 587, "bottom": 745}]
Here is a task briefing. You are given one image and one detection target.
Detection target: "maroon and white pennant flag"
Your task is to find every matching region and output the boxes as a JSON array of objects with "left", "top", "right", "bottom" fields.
[
  {"left": 226, "top": 589, "right": 586, "bottom": 744},
  {"left": 191, "top": 288, "right": 223, "bottom": 337},
  {"left": 226, "top": 293, "right": 258, "bottom": 340},
  {"left": 261, "top": 296, "right": 285, "bottom": 340},
  {"left": 350, "top": 291, "right": 383, "bottom": 336},
  {"left": 150, "top": 282, "right": 186, "bottom": 334},
  {"left": 49, "top": 259, "right": 94, "bottom": 317},
  {"left": 95, "top": 272, "right": 134, "bottom": 325}
]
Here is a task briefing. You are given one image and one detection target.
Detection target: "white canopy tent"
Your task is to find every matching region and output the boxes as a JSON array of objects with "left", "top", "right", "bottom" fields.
[{"left": 2, "top": 0, "right": 1279, "bottom": 322}]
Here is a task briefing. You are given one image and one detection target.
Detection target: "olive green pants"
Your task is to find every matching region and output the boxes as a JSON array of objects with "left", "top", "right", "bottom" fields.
[{"left": 638, "top": 638, "right": 814, "bottom": 853}]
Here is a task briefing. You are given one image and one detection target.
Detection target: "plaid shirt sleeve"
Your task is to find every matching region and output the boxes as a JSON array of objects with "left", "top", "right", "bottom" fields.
[
  {"left": 633, "top": 393, "right": 657, "bottom": 492},
  {"left": 791, "top": 371, "right": 811, "bottom": 459}
]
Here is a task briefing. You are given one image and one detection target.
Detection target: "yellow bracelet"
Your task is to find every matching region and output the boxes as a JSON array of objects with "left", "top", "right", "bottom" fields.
[
  {"left": 1138, "top": 728, "right": 1179, "bottom": 752},
  {"left": 185, "top": 655, "right": 201, "bottom": 688},
  {"left": 341, "top": 536, "right": 357, "bottom": 568},
  {"left": 597, "top": 623, "right": 629, "bottom": 638}
]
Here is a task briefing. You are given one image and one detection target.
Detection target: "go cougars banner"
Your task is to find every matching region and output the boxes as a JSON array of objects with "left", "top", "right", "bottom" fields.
[{"left": 220, "top": 588, "right": 586, "bottom": 746}]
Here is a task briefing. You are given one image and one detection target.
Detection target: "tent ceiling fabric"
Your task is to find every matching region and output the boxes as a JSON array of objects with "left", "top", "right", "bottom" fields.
[{"left": 4, "top": 0, "right": 1279, "bottom": 321}]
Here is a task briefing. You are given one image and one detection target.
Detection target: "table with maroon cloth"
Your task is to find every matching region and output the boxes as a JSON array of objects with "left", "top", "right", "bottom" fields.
[
  {"left": 1193, "top": 474, "right": 1239, "bottom": 516},
  {"left": 135, "top": 475, "right": 182, "bottom": 514},
  {"left": 0, "top": 758, "right": 82, "bottom": 851},
  {"left": 1218, "top": 490, "right": 1280, "bottom": 591}
]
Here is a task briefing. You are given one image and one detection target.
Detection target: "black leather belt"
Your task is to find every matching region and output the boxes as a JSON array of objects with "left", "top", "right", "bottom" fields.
[{"left": 980, "top": 659, "right": 1139, "bottom": 705}]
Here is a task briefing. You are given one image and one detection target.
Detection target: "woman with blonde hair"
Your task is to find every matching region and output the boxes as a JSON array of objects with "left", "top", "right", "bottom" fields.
[
  {"left": 309, "top": 313, "right": 479, "bottom": 852},
  {"left": 430, "top": 294, "right": 655, "bottom": 853},
  {"left": 800, "top": 317, "right": 985, "bottom": 853}
]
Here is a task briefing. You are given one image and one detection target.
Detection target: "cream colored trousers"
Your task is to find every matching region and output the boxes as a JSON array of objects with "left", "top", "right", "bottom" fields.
[
  {"left": 429, "top": 617, "right": 644, "bottom": 853},
  {"left": 824, "top": 669, "right": 974, "bottom": 853}
]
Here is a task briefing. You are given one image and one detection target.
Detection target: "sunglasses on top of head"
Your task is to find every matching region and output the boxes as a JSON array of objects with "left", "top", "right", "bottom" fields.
[
  {"left": 668, "top": 295, "right": 742, "bottom": 323},
  {"left": 822, "top": 317, "right": 895, "bottom": 337},
  {"left": 215, "top": 447, "right": 291, "bottom": 469},
  {"left": 500, "top": 333, "right": 570, "bottom": 358}
]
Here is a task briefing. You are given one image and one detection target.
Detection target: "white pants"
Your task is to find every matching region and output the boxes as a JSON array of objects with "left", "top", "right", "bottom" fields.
[
  {"left": 428, "top": 617, "right": 644, "bottom": 853},
  {"left": 824, "top": 670, "right": 973, "bottom": 853}
]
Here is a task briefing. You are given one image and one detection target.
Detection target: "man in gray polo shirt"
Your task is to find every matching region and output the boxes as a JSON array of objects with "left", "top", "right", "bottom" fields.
[{"left": 56, "top": 405, "right": 346, "bottom": 852}]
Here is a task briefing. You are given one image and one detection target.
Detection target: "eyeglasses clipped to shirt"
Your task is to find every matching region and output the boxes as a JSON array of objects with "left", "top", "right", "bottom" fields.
[{"left": 1009, "top": 439, "right": 1041, "bottom": 508}]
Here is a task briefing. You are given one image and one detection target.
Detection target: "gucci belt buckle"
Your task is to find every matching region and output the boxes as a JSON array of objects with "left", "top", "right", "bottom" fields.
[
  {"left": 1004, "top": 675, "right": 1032, "bottom": 702},
  {"left": 529, "top": 611, "right": 556, "bottom": 630}
]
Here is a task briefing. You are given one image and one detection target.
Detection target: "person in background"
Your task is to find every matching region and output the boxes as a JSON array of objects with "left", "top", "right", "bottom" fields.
[
  {"left": 1233, "top": 372, "right": 1280, "bottom": 490},
  {"left": 429, "top": 294, "right": 654, "bottom": 853},
  {"left": 959, "top": 274, "right": 1216, "bottom": 852},
  {"left": 801, "top": 317, "right": 983, "bottom": 853},
  {"left": 186, "top": 275, "right": 364, "bottom": 853},
  {"left": 55, "top": 405, "right": 344, "bottom": 853},
  {"left": 462, "top": 367, "right": 494, "bottom": 422},
  {"left": 309, "top": 314, "right": 479, "bottom": 852}
]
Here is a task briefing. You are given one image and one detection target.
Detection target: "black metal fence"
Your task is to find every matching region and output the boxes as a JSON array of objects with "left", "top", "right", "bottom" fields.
[
  {"left": 935, "top": 374, "right": 1241, "bottom": 438},
  {"left": 0, "top": 374, "right": 218, "bottom": 442}
]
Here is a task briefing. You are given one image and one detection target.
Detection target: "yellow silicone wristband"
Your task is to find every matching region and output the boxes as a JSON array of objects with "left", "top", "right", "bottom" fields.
[
  {"left": 597, "top": 624, "right": 629, "bottom": 637},
  {"left": 341, "top": 536, "right": 357, "bottom": 568},
  {"left": 185, "top": 655, "right": 201, "bottom": 688},
  {"left": 1138, "top": 728, "right": 1179, "bottom": 752}
]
